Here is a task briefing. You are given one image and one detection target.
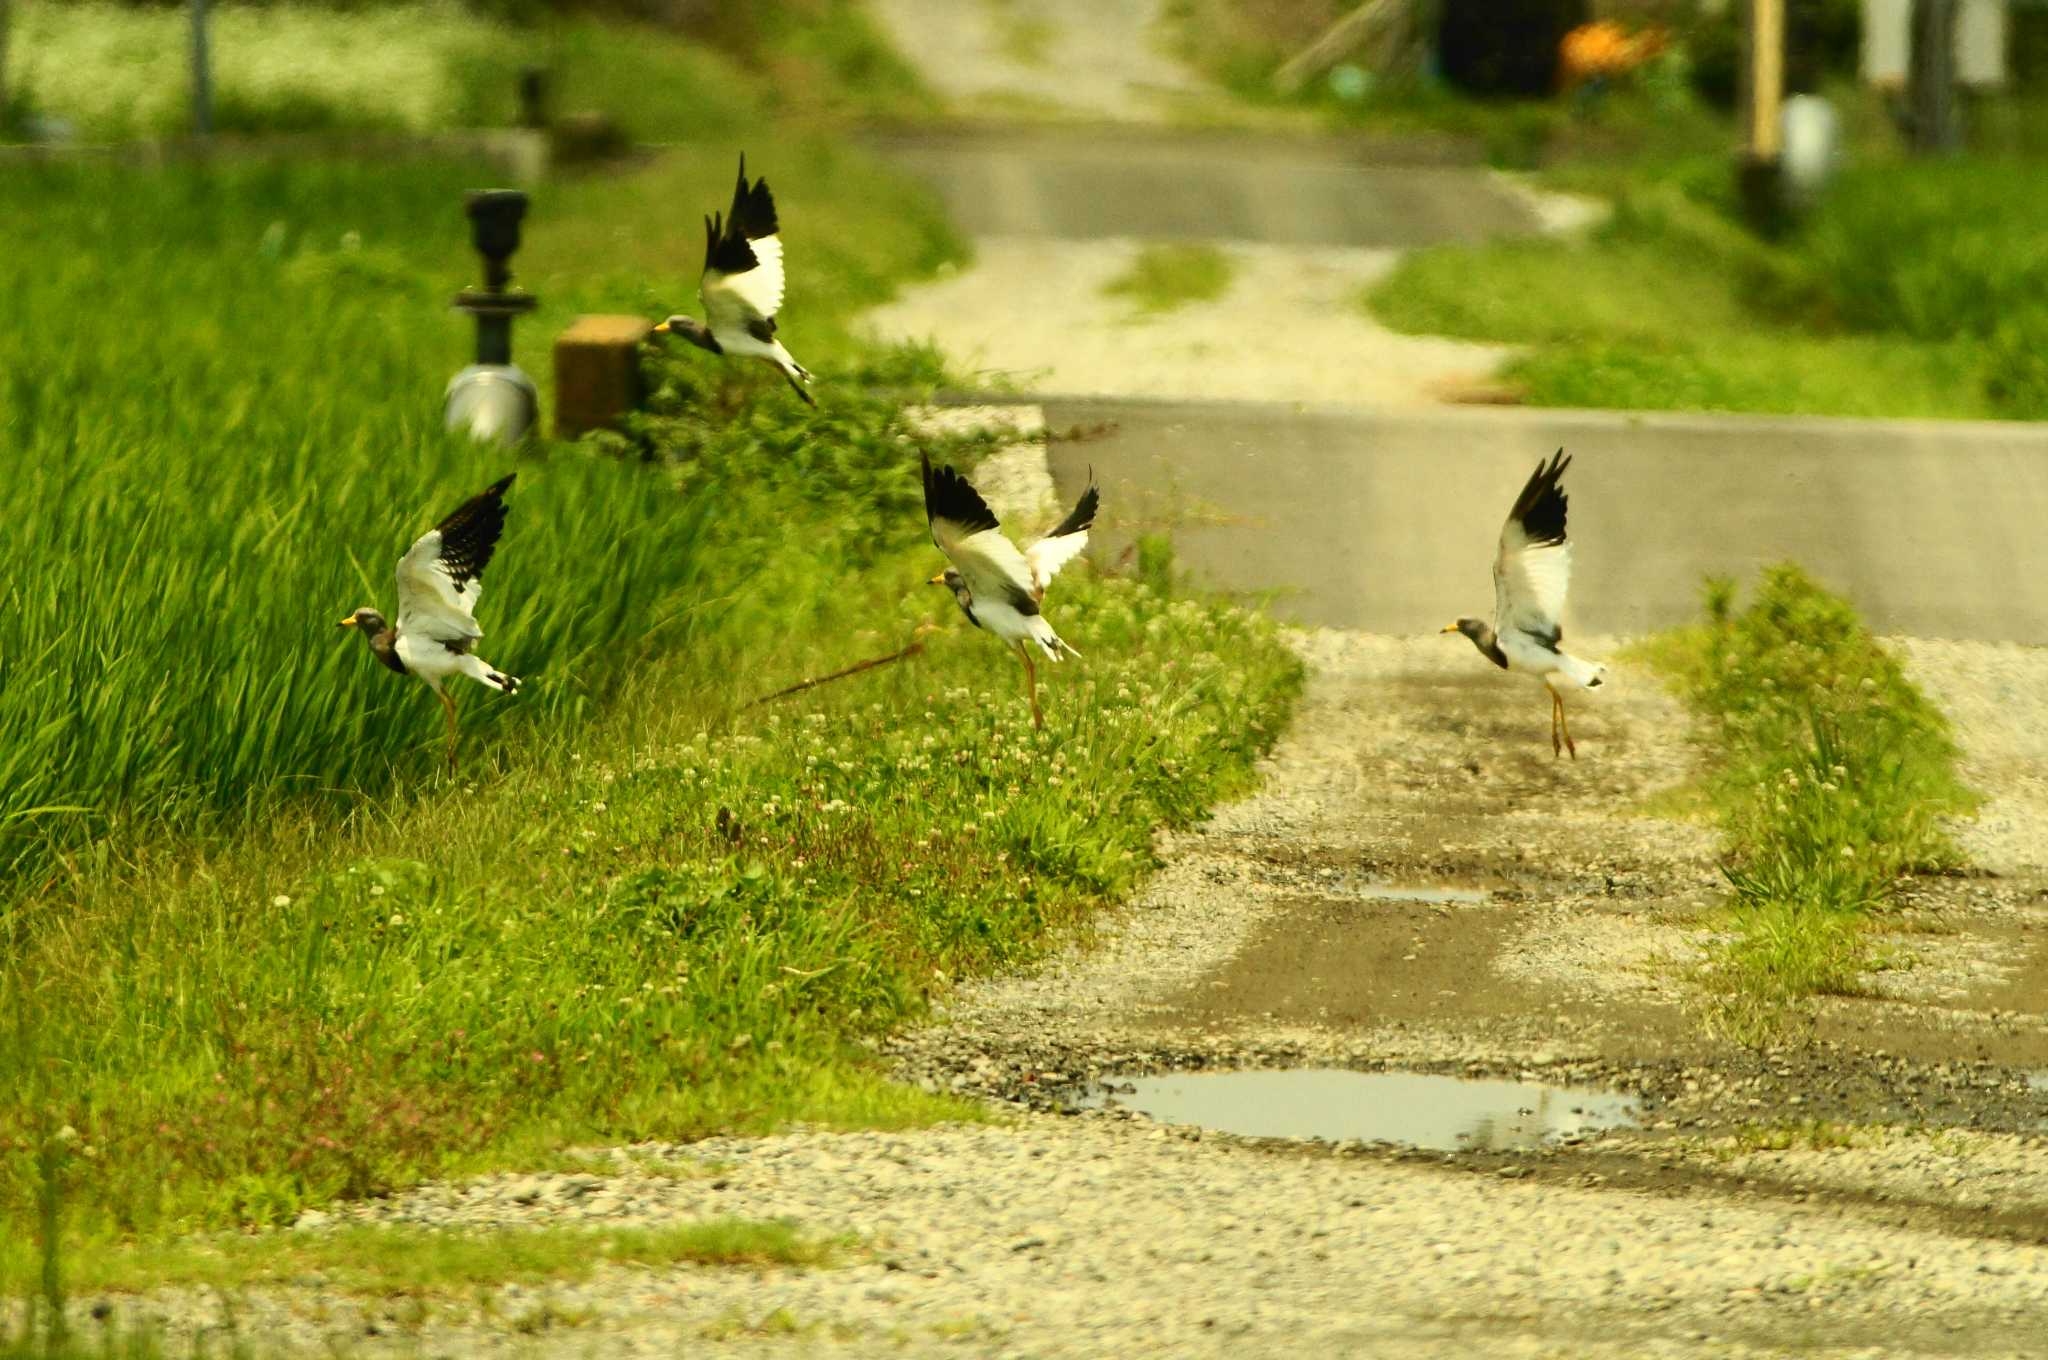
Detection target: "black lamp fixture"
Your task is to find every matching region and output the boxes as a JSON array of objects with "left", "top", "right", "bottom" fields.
[{"left": 444, "top": 190, "right": 539, "bottom": 445}]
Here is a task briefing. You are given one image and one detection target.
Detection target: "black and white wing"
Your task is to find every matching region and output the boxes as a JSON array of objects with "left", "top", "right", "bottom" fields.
[
  {"left": 700, "top": 154, "right": 787, "bottom": 343},
  {"left": 921, "top": 453, "right": 1036, "bottom": 613},
  {"left": 1492, "top": 450, "right": 1573, "bottom": 649},
  {"left": 1024, "top": 473, "right": 1098, "bottom": 599},
  {"left": 395, "top": 474, "right": 514, "bottom": 645}
]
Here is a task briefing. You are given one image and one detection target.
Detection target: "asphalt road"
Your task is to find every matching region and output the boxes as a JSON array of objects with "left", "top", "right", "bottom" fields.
[
  {"left": 1039, "top": 398, "right": 2048, "bottom": 643},
  {"left": 865, "top": 129, "right": 1543, "bottom": 245}
]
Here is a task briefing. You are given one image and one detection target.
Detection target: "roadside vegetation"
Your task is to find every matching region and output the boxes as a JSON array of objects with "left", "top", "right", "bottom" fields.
[
  {"left": 0, "top": 13, "right": 1303, "bottom": 1331},
  {"left": 1635, "top": 567, "right": 1973, "bottom": 1037},
  {"left": 1369, "top": 151, "right": 2048, "bottom": 421},
  {"left": 1102, "top": 243, "right": 1236, "bottom": 317},
  {"left": 7, "top": 0, "right": 930, "bottom": 141}
]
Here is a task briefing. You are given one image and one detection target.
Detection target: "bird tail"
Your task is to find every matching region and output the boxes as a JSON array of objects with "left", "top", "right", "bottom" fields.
[
  {"left": 1026, "top": 615, "right": 1078, "bottom": 663},
  {"left": 1554, "top": 652, "right": 1606, "bottom": 690},
  {"left": 459, "top": 654, "right": 520, "bottom": 694}
]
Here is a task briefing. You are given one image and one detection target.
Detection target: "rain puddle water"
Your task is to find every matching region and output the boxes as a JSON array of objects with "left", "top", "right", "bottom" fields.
[
  {"left": 1353, "top": 881, "right": 1490, "bottom": 906},
  {"left": 1082, "top": 1069, "right": 1639, "bottom": 1151}
]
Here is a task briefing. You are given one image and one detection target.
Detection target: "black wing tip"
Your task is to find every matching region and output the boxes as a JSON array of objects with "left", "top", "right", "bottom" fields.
[
  {"left": 482, "top": 472, "right": 516, "bottom": 498},
  {"left": 920, "top": 455, "right": 1000, "bottom": 534},
  {"left": 1511, "top": 448, "right": 1570, "bottom": 546},
  {"left": 1048, "top": 478, "right": 1100, "bottom": 540}
]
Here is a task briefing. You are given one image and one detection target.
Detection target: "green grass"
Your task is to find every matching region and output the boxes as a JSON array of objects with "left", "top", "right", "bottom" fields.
[
  {"left": 1632, "top": 566, "right": 1973, "bottom": 1036},
  {"left": 1368, "top": 151, "right": 2048, "bottom": 421},
  {"left": 1, "top": 147, "right": 1300, "bottom": 1269},
  {"left": 9, "top": 2, "right": 934, "bottom": 142},
  {"left": 1, "top": 1219, "right": 840, "bottom": 1300},
  {"left": 1102, "top": 243, "right": 1236, "bottom": 316}
]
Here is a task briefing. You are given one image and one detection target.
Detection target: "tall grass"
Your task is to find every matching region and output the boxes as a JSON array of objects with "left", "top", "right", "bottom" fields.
[{"left": 0, "top": 160, "right": 719, "bottom": 881}]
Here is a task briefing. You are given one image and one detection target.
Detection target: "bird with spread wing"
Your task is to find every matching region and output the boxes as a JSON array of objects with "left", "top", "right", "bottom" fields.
[
  {"left": 922, "top": 452, "right": 1098, "bottom": 730},
  {"left": 651, "top": 154, "right": 814, "bottom": 407},
  {"left": 1444, "top": 450, "right": 1606, "bottom": 759},
  {"left": 340, "top": 475, "right": 520, "bottom": 769}
]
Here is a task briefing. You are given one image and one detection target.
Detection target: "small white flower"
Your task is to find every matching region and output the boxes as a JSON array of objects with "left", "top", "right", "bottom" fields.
[
  {"left": 1839, "top": 846, "right": 1856, "bottom": 860},
  {"left": 388, "top": 912, "right": 406, "bottom": 927},
  {"left": 592, "top": 801, "right": 608, "bottom": 814},
  {"left": 271, "top": 895, "right": 292, "bottom": 908},
  {"left": 368, "top": 883, "right": 387, "bottom": 898}
]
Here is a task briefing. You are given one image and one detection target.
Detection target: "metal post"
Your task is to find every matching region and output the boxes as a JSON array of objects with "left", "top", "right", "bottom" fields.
[{"left": 190, "top": 0, "right": 212, "bottom": 137}]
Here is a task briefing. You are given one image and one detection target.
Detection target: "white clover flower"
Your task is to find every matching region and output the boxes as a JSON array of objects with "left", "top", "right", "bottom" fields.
[
  {"left": 271, "top": 894, "right": 292, "bottom": 908},
  {"left": 369, "top": 883, "right": 387, "bottom": 897}
]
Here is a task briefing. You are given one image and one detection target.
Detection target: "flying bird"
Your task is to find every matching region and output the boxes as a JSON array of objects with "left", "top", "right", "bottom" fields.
[
  {"left": 922, "top": 453, "right": 1098, "bottom": 730},
  {"left": 340, "top": 474, "right": 520, "bottom": 769},
  {"left": 651, "top": 154, "right": 814, "bottom": 407},
  {"left": 1444, "top": 450, "right": 1606, "bottom": 759}
]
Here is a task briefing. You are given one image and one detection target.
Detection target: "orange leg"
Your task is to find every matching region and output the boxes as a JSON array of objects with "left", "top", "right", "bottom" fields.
[
  {"left": 1017, "top": 641, "right": 1043, "bottom": 730},
  {"left": 1549, "top": 688, "right": 1563, "bottom": 759},
  {"left": 1559, "top": 693, "right": 1578, "bottom": 761}
]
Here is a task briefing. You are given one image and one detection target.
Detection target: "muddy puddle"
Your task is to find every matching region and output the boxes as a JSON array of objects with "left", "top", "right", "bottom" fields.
[{"left": 1079, "top": 1068, "right": 1640, "bottom": 1151}]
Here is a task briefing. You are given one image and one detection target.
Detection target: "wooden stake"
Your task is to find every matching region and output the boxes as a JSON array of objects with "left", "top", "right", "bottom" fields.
[{"left": 1749, "top": 0, "right": 1784, "bottom": 160}]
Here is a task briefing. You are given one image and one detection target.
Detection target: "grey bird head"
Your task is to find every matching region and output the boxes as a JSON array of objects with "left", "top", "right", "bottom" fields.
[
  {"left": 338, "top": 606, "right": 387, "bottom": 635},
  {"left": 651, "top": 315, "right": 718, "bottom": 353},
  {"left": 928, "top": 568, "right": 975, "bottom": 619},
  {"left": 1442, "top": 617, "right": 1493, "bottom": 649}
]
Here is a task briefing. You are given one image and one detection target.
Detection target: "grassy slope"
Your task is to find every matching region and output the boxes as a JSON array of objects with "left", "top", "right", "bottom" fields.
[
  {"left": 1631, "top": 567, "right": 1972, "bottom": 1036},
  {"left": 1, "top": 7, "right": 1305, "bottom": 1273},
  {"left": 1366, "top": 96, "right": 2048, "bottom": 422}
]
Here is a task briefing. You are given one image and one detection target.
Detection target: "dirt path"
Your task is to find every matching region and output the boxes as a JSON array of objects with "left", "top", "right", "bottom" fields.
[{"left": 865, "top": 0, "right": 1205, "bottom": 122}]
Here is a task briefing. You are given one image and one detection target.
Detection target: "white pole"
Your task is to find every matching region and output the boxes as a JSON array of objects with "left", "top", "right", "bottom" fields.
[{"left": 191, "top": 0, "right": 212, "bottom": 136}]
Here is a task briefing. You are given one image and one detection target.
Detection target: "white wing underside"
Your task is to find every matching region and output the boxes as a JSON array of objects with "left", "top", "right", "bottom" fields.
[
  {"left": 395, "top": 528, "right": 483, "bottom": 645},
  {"left": 702, "top": 234, "right": 786, "bottom": 336},
  {"left": 1024, "top": 529, "right": 1089, "bottom": 597},
  {"left": 1493, "top": 526, "right": 1572, "bottom": 650},
  {"left": 935, "top": 520, "right": 1037, "bottom": 611}
]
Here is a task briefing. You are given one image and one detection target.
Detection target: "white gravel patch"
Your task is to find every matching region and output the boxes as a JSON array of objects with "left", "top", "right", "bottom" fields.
[
  {"left": 73, "top": 1121, "right": 2048, "bottom": 1358},
  {"left": 866, "top": 236, "right": 1513, "bottom": 407},
  {"left": 1891, "top": 636, "right": 2048, "bottom": 876}
]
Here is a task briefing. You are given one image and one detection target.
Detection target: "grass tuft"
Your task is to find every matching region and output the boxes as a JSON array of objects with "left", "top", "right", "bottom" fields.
[
  {"left": 1633, "top": 565, "right": 1972, "bottom": 1038},
  {"left": 1103, "top": 243, "right": 1236, "bottom": 316}
]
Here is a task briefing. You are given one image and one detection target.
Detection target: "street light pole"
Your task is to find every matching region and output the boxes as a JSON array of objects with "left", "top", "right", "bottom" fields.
[{"left": 190, "top": 0, "right": 212, "bottom": 136}]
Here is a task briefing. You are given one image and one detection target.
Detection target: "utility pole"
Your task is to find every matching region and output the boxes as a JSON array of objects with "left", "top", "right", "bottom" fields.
[
  {"left": 1737, "top": 0, "right": 1788, "bottom": 234},
  {"left": 1908, "top": 0, "right": 1959, "bottom": 153},
  {"left": 190, "top": 0, "right": 213, "bottom": 136}
]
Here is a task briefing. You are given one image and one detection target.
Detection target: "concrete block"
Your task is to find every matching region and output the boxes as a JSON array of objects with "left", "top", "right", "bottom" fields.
[{"left": 553, "top": 314, "right": 652, "bottom": 440}]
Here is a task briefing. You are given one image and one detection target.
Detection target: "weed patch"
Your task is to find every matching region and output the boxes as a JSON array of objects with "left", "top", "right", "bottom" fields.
[
  {"left": 1633, "top": 566, "right": 1972, "bottom": 1037},
  {"left": 1103, "top": 244, "right": 1236, "bottom": 316}
]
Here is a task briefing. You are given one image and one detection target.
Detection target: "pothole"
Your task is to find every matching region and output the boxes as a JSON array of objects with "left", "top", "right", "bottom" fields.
[{"left": 1080, "top": 1068, "right": 1640, "bottom": 1151}]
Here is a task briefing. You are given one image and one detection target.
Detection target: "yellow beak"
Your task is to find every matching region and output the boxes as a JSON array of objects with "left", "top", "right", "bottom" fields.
[
  {"left": 338, "top": 616, "right": 358, "bottom": 628},
  {"left": 651, "top": 320, "right": 671, "bottom": 335},
  {"left": 927, "top": 573, "right": 947, "bottom": 586},
  {"left": 1439, "top": 623, "right": 1460, "bottom": 634}
]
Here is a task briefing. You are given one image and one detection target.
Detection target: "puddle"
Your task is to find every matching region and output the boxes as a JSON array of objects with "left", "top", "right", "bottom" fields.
[
  {"left": 1354, "top": 881, "right": 1489, "bottom": 906},
  {"left": 1081, "top": 1069, "right": 1639, "bottom": 1151}
]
